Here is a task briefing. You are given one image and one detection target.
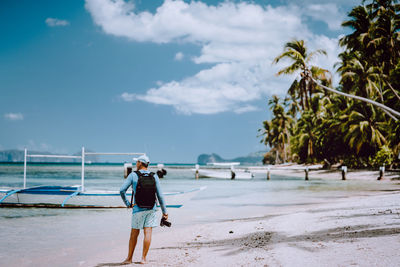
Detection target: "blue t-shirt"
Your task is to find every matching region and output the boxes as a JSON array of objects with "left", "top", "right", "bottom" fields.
[{"left": 120, "top": 169, "right": 167, "bottom": 214}]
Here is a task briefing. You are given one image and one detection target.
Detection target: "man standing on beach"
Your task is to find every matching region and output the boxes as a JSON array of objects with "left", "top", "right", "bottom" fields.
[{"left": 120, "top": 155, "right": 168, "bottom": 264}]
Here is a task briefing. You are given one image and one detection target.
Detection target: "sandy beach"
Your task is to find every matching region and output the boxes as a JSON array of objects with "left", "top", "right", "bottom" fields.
[
  {"left": 87, "top": 193, "right": 399, "bottom": 267},
  {"left": 83, "top": 170, "right": 400, "bottom": 267}
]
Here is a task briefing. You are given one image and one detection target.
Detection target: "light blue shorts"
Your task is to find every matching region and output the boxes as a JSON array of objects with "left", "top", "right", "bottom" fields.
[{"left": 131, "top": 209, "right": 158, "bottom": 229}]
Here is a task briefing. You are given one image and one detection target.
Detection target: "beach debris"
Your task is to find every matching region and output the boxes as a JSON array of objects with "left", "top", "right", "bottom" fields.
[
  {"left": 305, "top": 166, "right": 309, "bottom": 181},
  {"left": 157, "top": 164, "right": 167, "bottom": 178},
  {"left": 377, "top": 166, "right": 385, "bottom": 180},
  {"left": 341, "top": 166, "right": 347, "bottom": 180},
  {"left": 229, "top": 230, "right": 234, "bottom": 234}
]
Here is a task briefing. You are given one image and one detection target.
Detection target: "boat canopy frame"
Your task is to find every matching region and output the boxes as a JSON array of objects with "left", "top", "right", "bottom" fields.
[{"left": 23, "top": 147, "right": 145, "bottom": 191}]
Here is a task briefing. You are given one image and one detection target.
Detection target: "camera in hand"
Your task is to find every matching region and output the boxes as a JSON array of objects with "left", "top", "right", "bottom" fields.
[{"left": 160, "top": 217, "right": 171, "bottom": 227}]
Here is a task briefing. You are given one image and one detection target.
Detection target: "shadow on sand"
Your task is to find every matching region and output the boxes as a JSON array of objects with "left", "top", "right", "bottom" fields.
[
  {"left": 95, "top": 262, "right": 143, "bottom": 266},
  {"left": 154, "top": 223, "right": 400, "bottom": 256}
]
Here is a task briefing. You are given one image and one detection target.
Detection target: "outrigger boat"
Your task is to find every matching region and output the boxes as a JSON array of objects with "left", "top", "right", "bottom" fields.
[
  {"left": 0, "top": 185, "right": 204, "bottom": 208},
  {"left": 194, "top": 162, "right": 254, "bottom": 179},
  {"left": 0, "top": 148, "right": 205, "bottom": 208}
]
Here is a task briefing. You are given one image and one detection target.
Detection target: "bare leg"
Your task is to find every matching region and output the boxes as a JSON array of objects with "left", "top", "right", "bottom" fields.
[
  {"left": 141, "top": 227, "right": 152, "bottom": 264},
  {"left": 122, "top": 228, "right": 140, "bottom": 264}
]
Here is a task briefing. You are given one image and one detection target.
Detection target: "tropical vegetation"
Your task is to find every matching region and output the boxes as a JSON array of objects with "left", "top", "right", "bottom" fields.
[{"left": 261, "top": 0, "right": 400, "bottom": 168}]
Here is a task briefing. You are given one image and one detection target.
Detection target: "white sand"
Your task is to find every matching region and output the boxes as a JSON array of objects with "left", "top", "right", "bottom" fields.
[{"left": 88, "top": 189, "right": 400, "bottom": 267}]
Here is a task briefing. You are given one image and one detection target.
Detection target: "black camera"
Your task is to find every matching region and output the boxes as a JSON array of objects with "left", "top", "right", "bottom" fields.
[{"left": 160, "top": 217, "right": 171, "bottom": 227}]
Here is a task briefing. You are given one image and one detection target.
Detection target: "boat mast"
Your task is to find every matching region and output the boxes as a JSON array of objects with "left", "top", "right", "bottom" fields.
[
  {"left": 81, "top": 146, "right": 85, "bottom": 192},
  {"left": 23, "top": 148, "right": 27, "bottom": 189}
]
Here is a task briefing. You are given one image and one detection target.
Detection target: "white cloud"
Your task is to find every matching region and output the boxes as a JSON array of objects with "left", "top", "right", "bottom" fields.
[
  {"left": 305, "top": 4, "right": 344, "bottom": 31},
  {"left": 86, "top": 0, "right": 340, "bottom": 115},
  {"left": 120, "top": 92, "right": 136, "bottom": 102},
  {"left": 45, "top": 18, "right": 70, "bottom": 27},
  {"left": 235, "top": 105, "right": 259, "bottom": 114},
  {"left": 174, "top": 52, "right": 184, "bottom": 61},
  {"left": 4, "top": 113, "right": 23, "bottom": 121}
]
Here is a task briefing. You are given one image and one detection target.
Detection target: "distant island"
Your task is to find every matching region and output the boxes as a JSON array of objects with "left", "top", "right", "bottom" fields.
[
  {"left": 197, "top": 151, "right": 265, "bottom": 165},
  {"left": 1, "top": 149, "right": 265, "bottom": 165}
]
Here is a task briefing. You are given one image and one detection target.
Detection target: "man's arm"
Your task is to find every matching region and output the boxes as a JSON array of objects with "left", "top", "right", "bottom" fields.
[
  {"left": 120, "top": 174, "right": 133, "bottom": 207},
  {"left": 154, "top": 174, "right": 168, "bottom": 216}
]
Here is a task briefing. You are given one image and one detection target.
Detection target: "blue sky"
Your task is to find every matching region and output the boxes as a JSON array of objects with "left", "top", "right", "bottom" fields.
[{"left": 0, "top": 0, "right": 358, "bottom": 163}]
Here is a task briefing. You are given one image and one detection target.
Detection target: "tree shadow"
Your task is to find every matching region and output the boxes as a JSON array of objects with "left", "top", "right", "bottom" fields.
[
  {"left": 95, "top": 261, "right": 143, "bottom": 266},
  {"left": 95, "top": 262, "right": 126, "bottom": 266}
]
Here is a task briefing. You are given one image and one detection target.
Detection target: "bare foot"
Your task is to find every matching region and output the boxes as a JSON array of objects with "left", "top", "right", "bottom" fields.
[
  {"left": 139, "top": 258, "right": 147, "bottom": 264},
  {"left": 121, "top": 259, "right": 132, "bottom": 265}
]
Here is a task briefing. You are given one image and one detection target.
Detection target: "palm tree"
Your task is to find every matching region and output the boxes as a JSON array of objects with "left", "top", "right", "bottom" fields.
[
  {"left": 340, "top": 5, "right": 372, "bottom": 53},
  {"left": 261, "top": 96, "right": 293, "bottom": 163},
  {"left": 273, "top": 39, "right": 328, "bottom": 111},
  {"left": 336, "top": 52, "right": 382, "bottom": 99},
  {"left": 368, "top": 1, "right": 400, "bottom": 74},
  {"left": 339, "top": 102, "right": 387, "bottom": 155}
]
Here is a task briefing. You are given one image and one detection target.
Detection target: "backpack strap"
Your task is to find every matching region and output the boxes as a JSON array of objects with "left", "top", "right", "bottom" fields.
[{"left": 130, "top": 171, "right": 142, "bottom": 207}]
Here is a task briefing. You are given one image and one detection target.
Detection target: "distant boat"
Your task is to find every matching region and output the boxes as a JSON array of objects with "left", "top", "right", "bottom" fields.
[{"left": 195, "top": 162, "right": 254, "bottom": 179}]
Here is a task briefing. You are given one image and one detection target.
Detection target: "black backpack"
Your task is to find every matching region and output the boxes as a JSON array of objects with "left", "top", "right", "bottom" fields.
[{"left": 134, "top": 171, "right": 156, "bottom": 209}]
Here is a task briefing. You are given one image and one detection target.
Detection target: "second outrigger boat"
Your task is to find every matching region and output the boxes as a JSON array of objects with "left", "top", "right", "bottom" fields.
[{"left": 195, "top": 162, "right": 254, "bottom": 179}]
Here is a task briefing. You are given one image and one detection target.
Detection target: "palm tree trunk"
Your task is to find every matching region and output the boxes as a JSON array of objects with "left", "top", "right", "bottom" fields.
[
  {"left": 287, "top": 133, "right": 291, "bottom": 161},
  {"left": 308, "top": 139, "right": 313, "bottom": 158},
  {"left": 310, "top": 76, "right": 400, "bottom": 120},
  {"left": 308, "top": 79, "right": 313, "bottom": 109},
  {"left": 384, "top": 79, "right": 400, "bottom": 102},
  {"left": 283, "top": 143, "right": 287, "bottom": 163}
]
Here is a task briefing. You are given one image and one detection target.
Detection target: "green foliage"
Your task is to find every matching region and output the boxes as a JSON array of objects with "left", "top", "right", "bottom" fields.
[
  {"left": 261, "top": 0, "right": 400, "bottom": 167},
  {"left": 262, "top": 151, "right": 276, "bottom": 165},
  {"left": 342, "top": 155, "right": 369, "bottom": 168},
  {"left": 260, "top": 95, "right": 293, "bottom": 163},
  {"left": 369, "top": 145, "right": 394, "bottom": 167}
]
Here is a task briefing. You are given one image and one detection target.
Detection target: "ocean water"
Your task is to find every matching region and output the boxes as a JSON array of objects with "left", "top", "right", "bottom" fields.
[
  {"left": 0, "top": 163, "right": 398, "bottom": 220},
  {"left": 0, "top": 163, "right": 398, "bottom": 266}
]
